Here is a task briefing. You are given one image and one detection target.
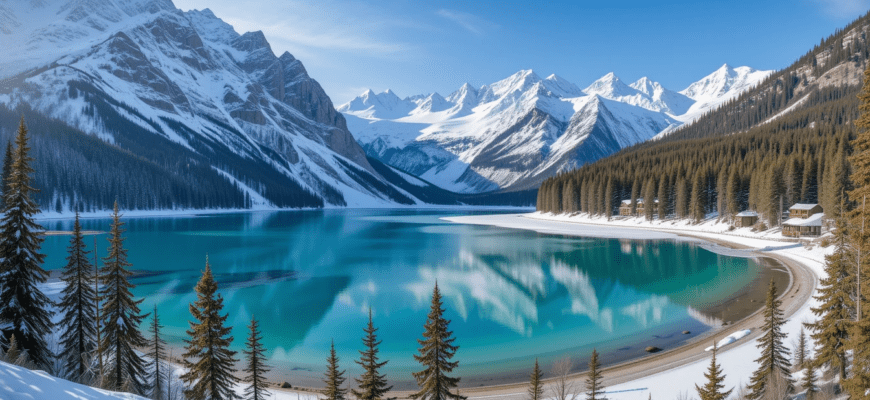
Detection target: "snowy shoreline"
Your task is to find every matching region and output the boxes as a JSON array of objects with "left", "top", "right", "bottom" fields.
[{"left": 439, "top": 212, "right": 827, "bottom": 400}]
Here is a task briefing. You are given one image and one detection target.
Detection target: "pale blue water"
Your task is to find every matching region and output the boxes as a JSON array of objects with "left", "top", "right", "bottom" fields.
[{"left": 40, "top": 209, "right": 764, "bottom": 388}]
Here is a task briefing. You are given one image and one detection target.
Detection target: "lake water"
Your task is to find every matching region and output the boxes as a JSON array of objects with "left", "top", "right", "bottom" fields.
[{"left": 40, "top": 209, "right": 767, "bottom": 389}]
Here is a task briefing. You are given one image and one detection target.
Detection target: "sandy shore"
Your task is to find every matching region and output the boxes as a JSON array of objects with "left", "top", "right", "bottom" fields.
[{"left": 367, "top": 213, "right": 818, "bottom": 400}]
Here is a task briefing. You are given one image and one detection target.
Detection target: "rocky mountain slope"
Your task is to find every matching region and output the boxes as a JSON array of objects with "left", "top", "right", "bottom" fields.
[
  {"left": 340, "top": 65, "right": 772, "bottom": 193},
  {"left": 0, "top": 0, "right": 437, "bottom": 209}
]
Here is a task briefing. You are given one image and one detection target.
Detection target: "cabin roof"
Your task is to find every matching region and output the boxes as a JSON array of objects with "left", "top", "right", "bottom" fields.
[
  {"left": 790, "top": 203, "right": 820, "bottom": 210},
  {"left": 783, "top": 213, "right": 823, "bottom": 227},
  {"left": 736, "top": 211, "right": 758, "bottom": 217}
]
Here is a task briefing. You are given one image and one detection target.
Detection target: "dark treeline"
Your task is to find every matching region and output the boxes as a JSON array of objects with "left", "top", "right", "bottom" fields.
[
  {"left": 538, "top": 11, "right": 870, "bottom": 221},
  {"left": 538, "top": 88, "right": 856, "bottom": 226},
  {"left": 0, "top": 104, "right": 323, "bottom": 212}
]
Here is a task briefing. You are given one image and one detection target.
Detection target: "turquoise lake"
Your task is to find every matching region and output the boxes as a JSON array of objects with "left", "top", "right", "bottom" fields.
[{"left": 40, "top": 209, "right": 766, "bottom": 389}]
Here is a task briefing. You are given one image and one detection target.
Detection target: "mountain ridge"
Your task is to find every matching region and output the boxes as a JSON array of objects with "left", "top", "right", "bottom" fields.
[{"left": 340, "top": 65, "right": 772, "bottom": 193}]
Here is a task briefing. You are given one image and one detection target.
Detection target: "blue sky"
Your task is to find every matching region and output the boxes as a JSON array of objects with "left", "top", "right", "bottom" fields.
[{"left": 172, "top": 0, "right": 870, "bottom": 104}]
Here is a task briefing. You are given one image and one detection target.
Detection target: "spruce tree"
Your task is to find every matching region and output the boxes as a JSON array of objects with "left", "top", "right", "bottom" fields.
[
  {"left": 410, "top": 283, "right": 466, "bottom": 400},
  {"left": 99, "top": 202, "right": 149, "bottom": 394},
  {"left": 527, "top": 358, "right": 543, "bottom": 400},
  {"left": 725, "top": 166, "right": 740, "bottom": 221},
  {"left": 695, "top": 342, "right": 732, "bottom": 400},
  {"left": 690, "top": 170, "right": 706, "bottom": 223},
  {"left": 181, "top": 258, "right": 239, "bottom": 400},
  {"left": 807, "top": 199, "right": 854, "bottom": 381},
  {"left": 0, "top": 118, "right": 53, "bottom": 368},
  {"left": 586, "top": 349, "right": 605, "bottom": 400},
  {"left": 352, "top": 310, "right": 393, "bottom": 400},
  {"left": 58, "top": 212, "right": 97, "bottom": 381},
  {"left": 323, "top": 340, "right": 347, "bottom": 400},
  {"left": 846, "top": 54, "right": 870, "bottom": 396},
  {"left": 795, "top": 328, "right": 807, "bottom": 370},
  {"left": 0, "top": 140, "right": 12, "bottom": 210},
  {"left": 657, "top": 176, "right": 669, "bottom": 220},
  {"left": 243, "top": 316, "right": 271, "bottom": 400},
  {"left": 147, "top": 306, "right": 167, "bottom": 400},
  {"left": 747, "top": 280, "right": 793, "bottom": 399},
  {"left": 802, "top": 356, "right": 818, "bottom": 400},
  {"left": 644, "top": 177, "right": 656, "bottom": 221}
]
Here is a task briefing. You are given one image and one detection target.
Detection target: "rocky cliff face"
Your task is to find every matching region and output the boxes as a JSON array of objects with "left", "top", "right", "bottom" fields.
[{"left": 0, "top": 0, "right": 401, "bottom": 207}]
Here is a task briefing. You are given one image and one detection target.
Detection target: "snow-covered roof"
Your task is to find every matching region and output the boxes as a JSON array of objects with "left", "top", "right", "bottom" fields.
[
  {"left": 621, "top": 200, "right": 632, "bottom": 205},
  {"left": 789, "top": 203, "right": 820, "bottom": 210},
  {"left": 736, "top": 211, "right": 758, "bottom": 217},
  {"left": 783, "top": 213, "right": 823, "bottom": 227}
]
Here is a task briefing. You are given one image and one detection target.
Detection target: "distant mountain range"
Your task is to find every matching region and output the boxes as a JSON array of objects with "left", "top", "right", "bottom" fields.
[{"left": 339, "top": 65, "right": 772, "bottom": 193}]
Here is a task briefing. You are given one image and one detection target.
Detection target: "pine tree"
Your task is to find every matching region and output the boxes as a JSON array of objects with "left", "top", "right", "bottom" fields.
[
  {"left": 795, "top": 328, "right": 807, "bottom": 370},
  {"left": 527, "top": 359, "right": 543, "bottom": 400},
  {"left": 323, "top": 340, "right": 347, "bottom": 400},
  {"left": 410, "top": 283, "right": 466, "bottom": 400},
  {"left": 725, "top": 166, "right": 741, "bottom": 221},
  {"left": 657, "top": 176, "right": 670, "bottom": 220},
  {"left": 147, "top": 306, "right": 167, "bottom": 400},
  {"left": 585, "top": 349, "right": 605, "bottom": 400},
  {"left": 0, "top": 118, "right": 53, "bottom": 368},
  {"left": 181, "top": 258, "right": 239, "bottom": 400},
  {"left": 690, "top": 169, "right": 706, "bottom": 223},
  {"left": 99, "top": 202, "right": 149, "bottom": 394},
  {"left": 604, "top": 178, "right": 614, "bottom": 220},
  {"left": 747, "top": 279, "right": 793, "bottom": 399},
  {"left": 695, "top": 342, "right": 732, "bottom": 400},
  {"left": 644, "top": 177, "right": 656, "bottom": 221},
  {"left": 0, "top": 140, "right": 12, "bottom": 210},
  {"left": 807, "top": 201, "right": 853, "bottom": 380},
  {"left": 802, "top": 356, "right": 818, "bottom": 400},
  {"left": 243, "top": 316, "right": 271, "bottom": 400},
  {"left": 352, "top": 309, "right": 393, "bottom": 400},
  {"left": 846, "top": 54, "right": 870, "bottom": 396},
  {"left": 58, "top": 212, "right": 97, "bottom": 382}
]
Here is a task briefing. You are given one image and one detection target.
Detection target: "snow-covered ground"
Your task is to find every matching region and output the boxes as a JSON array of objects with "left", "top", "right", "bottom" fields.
[{"left": 443, "top": 212, "right": 832, "bottom": 400}]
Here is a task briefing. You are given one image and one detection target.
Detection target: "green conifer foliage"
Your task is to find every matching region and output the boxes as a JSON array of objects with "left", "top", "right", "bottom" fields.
[
  {"left": 846, "top": 48, "right": 870, "bottom": 398},
  {"left": 352, "top": 310, "right": 393, "bottom": 400},
  {"left": 585, "top": 349, "right": 605, "bottom": 400},
  {"left": 0, "top": 118, "right": 53, "bottom": 369},
  {"left": 147, "top": 306, "right": 167, "bottom": 400},
  {"left": 695, "top": 343, "right": 732, "bottom": 400},
  {"left": 1, "top": 141, "right": 12, "bottom": 210},
  {"left": 802, "top": 356, "right": 818, "bottom": 400},
  {"left": 58, "top": 213, "right": 97, "bottom": 381},
  {"left": 181, "top": 258, "right": 239, "bottom": 400},
  {"left": 99, "top": 202, "right": 149, "bottom": 394},
  {"left": 527, "top": 359, "right": 543, "bottom": 400},
  {"left": 410, "top": 283, "right": 466, "bottom": 400},
  {"left": 806, "top": 200, "right": 853, "bottom": 381},
  {"left": 323, "top": 340, "right": 347, "bottom": 400},
  {"left": 243, "top": 316, "right": 271, "bottom": 400},
  {"left": 747, "top": 280, "right": 793, "bottom": 399},
  {"left": 795, "top": 328, "right": 807, "bottom": 370}
]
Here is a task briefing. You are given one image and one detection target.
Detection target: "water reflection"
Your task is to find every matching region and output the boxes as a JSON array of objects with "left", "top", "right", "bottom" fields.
[{"left": 40, "top": 210, "right": 759, "bottom": 382}]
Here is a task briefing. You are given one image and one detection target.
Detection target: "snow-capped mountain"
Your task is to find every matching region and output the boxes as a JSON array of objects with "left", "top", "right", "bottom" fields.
[
  {"left": 340, "top": 65, "right": 772, "bottom": 193},
  {"left": 0, "top": 0, "right": 428, "bottom": 208}
]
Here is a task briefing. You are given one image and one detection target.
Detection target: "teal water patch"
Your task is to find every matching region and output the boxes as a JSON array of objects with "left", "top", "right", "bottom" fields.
[{"left": 40, "top": 209, "right": 761, "bottom": 388}]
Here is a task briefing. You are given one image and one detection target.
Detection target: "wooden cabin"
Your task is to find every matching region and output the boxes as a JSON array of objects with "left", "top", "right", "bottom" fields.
[
  {"left": 636, "top": 198, "right": 657, "bottom": 216},
  {"left": 783, "top": 213, "right": 823, "bottom": 237},
  {"left": 619, "top": 200, "right": 633, "bottom": 216},
  {"left": 788, "top": 204, "right": 823, "bottom": 219},
  {"left": 735, "top": 211, "right": 758, "bottom": 227}
]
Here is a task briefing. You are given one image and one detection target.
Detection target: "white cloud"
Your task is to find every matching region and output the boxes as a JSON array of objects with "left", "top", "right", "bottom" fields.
[
  {"left": 436, "top": 9, "right": 498, "bottom": 35},
  {"left": 811, "top": 0, "right": 870, "bottom": 18}
]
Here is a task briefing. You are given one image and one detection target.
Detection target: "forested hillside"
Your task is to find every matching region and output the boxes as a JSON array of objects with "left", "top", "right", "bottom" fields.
[{"left": 536, "top": 11, "right": 870, "bottom": 222}]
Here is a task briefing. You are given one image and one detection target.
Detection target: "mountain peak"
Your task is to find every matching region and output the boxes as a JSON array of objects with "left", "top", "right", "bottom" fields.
[{"left": 584, "top": 72, "right": 634, "bottom": 98}]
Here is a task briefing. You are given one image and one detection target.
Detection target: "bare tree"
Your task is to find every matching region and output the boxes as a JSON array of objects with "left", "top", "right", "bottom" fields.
[
  {"left": 764, "top": 373, "right": 792, "bottom": 400},
  {"left": 547, "top": 357, "right": 580, "bottom": 400}
]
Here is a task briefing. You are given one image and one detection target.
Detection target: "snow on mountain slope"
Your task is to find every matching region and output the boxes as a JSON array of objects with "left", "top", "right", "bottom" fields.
[
  {"left": 0, "top": 0, "right": 427, "bottom": 208},
  {"left": 679, "top": 64, "right": 773, "bottom": 118},
  {"left": 0, "top": 360, "right": 146, "bottom": 399},
  {"left": 341, "top": 65, "right": 764, "bottom": 193}
]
